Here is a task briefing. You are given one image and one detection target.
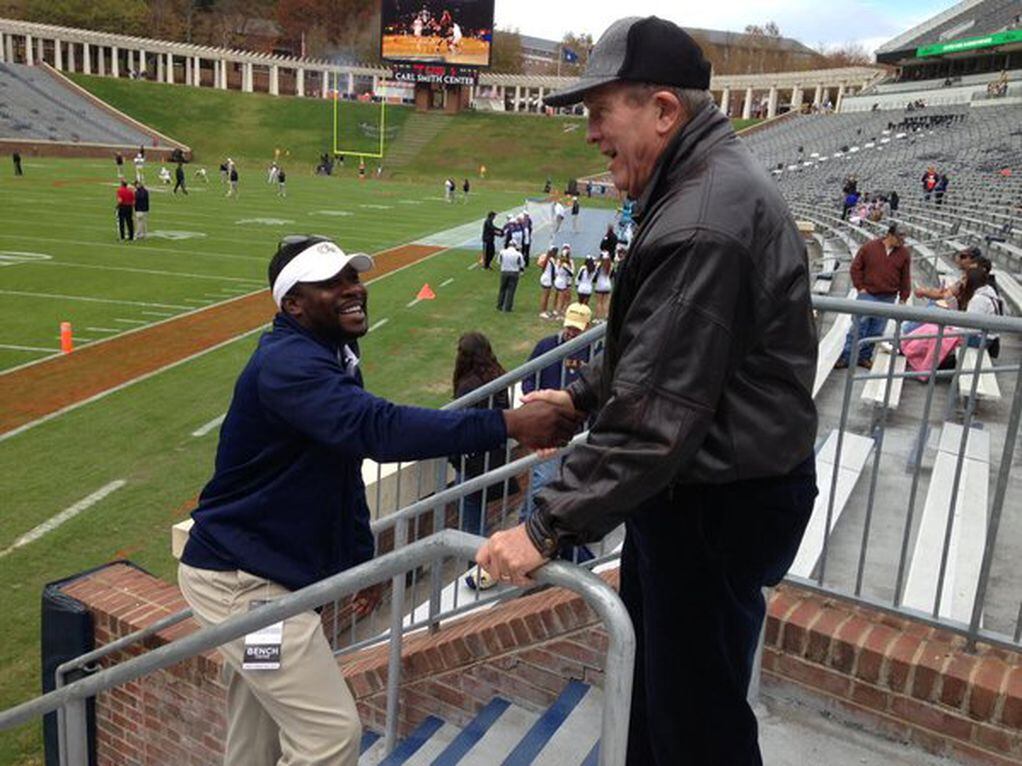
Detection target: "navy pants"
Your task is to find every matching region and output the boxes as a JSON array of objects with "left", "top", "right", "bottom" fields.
[{"left": 621, "top": 456, "right": 816, "bottom": 765}]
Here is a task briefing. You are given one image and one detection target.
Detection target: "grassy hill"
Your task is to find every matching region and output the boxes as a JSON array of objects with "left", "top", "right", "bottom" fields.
[{"left": 65, "top": 75, "right": 757, "bottom": 186}]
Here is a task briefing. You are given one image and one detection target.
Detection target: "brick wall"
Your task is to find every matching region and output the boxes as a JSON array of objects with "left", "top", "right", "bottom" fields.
[{"left": 56, "top": 565, "right": 1021, "bottom": 765}]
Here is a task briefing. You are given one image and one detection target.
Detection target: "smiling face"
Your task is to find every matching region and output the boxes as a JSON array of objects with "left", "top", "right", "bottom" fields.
[
  {"left": 282, "top": 265, "right": 368, "bottom": 345},
  {"left": 584, "top": 83, "right": 686, "bottom": 198}
]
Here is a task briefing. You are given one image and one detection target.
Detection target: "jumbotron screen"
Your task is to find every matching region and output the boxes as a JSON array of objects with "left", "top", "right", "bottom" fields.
[{"left": 380, "top": 0, "right": 494, "bottom": 67}]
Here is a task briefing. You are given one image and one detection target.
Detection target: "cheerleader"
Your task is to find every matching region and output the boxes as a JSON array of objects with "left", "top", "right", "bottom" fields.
[
  {"left": 553, "top": 248, "right": 574, "bottom": 317},
  {"left": 594, "top": 253, "right": 614, "bottom": 320},
  {"left": 575, "top": 256, "right": 597, "bottom": 305},
  {"left": 537, "top": 246, "right": 558, "bottom": 319}
]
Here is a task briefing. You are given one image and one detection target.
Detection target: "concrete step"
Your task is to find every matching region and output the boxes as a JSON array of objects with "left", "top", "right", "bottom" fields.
[{"left": 510, "top": 681, "right": 602, "bottom": 766}]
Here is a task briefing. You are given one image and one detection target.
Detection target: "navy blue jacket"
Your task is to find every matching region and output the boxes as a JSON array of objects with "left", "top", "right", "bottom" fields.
[
  {"left": 182, "top": 314, "right": 507, "bottom": 591},
  {"left": 521, "top": 333, "right": 591, "bottom": 393},
  {"left": 134, "top": 187, "right": 149, "bottom": 213}
]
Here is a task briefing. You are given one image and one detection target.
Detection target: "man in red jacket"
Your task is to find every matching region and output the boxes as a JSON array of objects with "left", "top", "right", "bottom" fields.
[
  {"left": 835, "top": 222, "right": 911, "bottom": 369},
  {"left": 115, "top": 180, "right": 136, "bottom": 241}
]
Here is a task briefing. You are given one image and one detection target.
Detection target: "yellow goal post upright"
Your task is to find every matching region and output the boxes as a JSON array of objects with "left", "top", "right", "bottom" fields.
[{"left": 331, "top": 71, "right": 388, "bottom": 161}]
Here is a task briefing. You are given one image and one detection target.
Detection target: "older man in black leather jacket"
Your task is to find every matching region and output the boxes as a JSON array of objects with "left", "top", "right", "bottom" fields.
[{"left": 477, "top": 16, "right": 819, "bottom": 766}]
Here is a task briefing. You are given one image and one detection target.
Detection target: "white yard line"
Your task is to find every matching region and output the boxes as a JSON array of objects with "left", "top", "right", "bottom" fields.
[
  {"left": 141, "top": 311, "right": 175, "bottom": 317},
  {"left": 467, "top": 262, "right": 479, "bottom": 270},
  {"left": 85, "top": 327, "right": 121, "bottom": 333},
  {"left": 0, "top": 343, "right": 56, "bottom": 353},
  {"left": 54, "top": 335, "right": 94, "bottom": 342},
  {"left": 440, "top": 278, "right": 454, "bottom": 288},
  {"left": 0, "top": 290, "right": 190, "bottom": 310},
  {"left": 368, "top": 318, "right": 390, "bottom": 333},
  {"left": 35, "top": 260, "right": 263, "bottom": 285},
  {"left": 191, "top": 414, "right": 226, "bottom": 437},
  {"left": 406, "top": 297, "right": 421, "bottom": 308},
  {"left": 0, "top": 480, "right": 127, "bottom": 558},
  {"left": 114, "top": 318, "right": 148, "bottom": 325}
]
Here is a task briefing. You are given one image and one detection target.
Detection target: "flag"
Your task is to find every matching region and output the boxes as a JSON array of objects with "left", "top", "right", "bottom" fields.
[{"left": 562, "top": 47, "right": 579, "bottom": 64}]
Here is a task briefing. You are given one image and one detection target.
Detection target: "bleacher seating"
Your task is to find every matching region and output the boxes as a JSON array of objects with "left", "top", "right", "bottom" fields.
[{"left": 0, "top": 62, "right": 156, "bottom": 145}]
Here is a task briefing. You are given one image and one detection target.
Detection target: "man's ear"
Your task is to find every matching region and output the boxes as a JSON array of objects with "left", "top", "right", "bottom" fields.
[
  {"left": 653, "top": 90, "right": 686, "bottom": 136},
  {"left": 280, "top": 289, "right": 304, "bottom": 319}
]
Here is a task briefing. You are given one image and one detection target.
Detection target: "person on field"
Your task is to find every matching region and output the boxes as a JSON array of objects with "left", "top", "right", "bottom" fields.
[
  {"left": 481, "top": 211, "right": 503, "bottom": 270},
  {"left": 575, "top": 255, "right": 597, "bottom": 305},
  {"left": 133, "top": 150, "right": 145, "bottom": 183},
  {"left": 277, "top": 168, "right": 287, "bottom": 197},
  {"left": 116, "top": 180, "right": 135, "bottom": 241},
  {"left": 174, "top": 162, "right": 187, "bottom": 195},
  {"left": 179, "top": 235, "right": 580, "bottom": 766},
  {"left": 496, "top": 241, "right": 525, "bottom": 312},
  {"left": 593, "top": 253, "right": 614, "bottom": 321},
  {"left": 552, "top": 248, "right": 574, "bottom": 317},
  {"left": 227, "top": 165, "right": 239, "bottom": 198},
  {"left": 477, "top": 17, "right": 818, "bottom": 766},
  {"left": 537, "top": 246, "right": 558, "bottom": 318},
  {"left": 12, "top": 151, "right": 22, "bottom": 176},
  {"left": 133, "top": 182, "right": 150, "bottom": 239}
]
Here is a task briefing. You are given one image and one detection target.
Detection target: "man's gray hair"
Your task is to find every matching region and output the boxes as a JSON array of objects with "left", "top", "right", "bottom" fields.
[{"left": 623, "top": 83, "right": 713, "bottom": 120}]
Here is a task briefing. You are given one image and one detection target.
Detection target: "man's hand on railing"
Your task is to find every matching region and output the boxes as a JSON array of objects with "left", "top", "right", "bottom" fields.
[
  {"left": 519, "top": 389, "right": 577, "bottom": 457},
  {"left": 350, "top": 582, "right": 384, "bottom": 618},
  {"left": 475, "top": 524, "right": 548, "bottom": 588},
  {"left": 504, "top": 395, "right": 583, "bottom": 450}
]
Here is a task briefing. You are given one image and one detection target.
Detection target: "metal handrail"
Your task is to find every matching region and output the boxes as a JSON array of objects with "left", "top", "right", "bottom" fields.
[{"left": 1, "top": 531, "right": 635, "bottom": 766}]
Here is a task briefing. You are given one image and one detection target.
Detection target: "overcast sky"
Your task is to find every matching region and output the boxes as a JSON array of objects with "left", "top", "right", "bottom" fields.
[{"left": 493, "top": 0, "right": 959, "bottom": 57}]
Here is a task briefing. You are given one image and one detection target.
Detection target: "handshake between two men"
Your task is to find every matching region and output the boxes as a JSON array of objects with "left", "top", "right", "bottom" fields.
[{"left": 482, "top": 388, "right": 579, "bottom": 587}]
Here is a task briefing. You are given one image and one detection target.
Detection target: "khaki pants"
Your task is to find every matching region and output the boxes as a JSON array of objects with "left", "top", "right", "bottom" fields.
[
  {"left": 178, "top": 563, "right": 361, "bottom": 766},
  {"left": 134, "top": 211, "right": 147, "bottom": 239}
]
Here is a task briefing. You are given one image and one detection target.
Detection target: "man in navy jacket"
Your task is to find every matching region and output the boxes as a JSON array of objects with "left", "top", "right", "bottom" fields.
[{"left": 179, "top": 235, "right": 578, "bottom": 766}]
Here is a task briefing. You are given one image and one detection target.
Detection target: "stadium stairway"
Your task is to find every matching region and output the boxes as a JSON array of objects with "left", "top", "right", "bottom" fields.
[
  {"left": 385, "top": 111, "right": 450, "bottom": 170},
  {"left": 358, "top": 680, "right": 601, "bottom": 765}
]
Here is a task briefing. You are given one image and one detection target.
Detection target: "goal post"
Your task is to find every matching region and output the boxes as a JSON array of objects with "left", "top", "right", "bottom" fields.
[{"left": 331, "top": 73, "right": 389, "bottom": 160}]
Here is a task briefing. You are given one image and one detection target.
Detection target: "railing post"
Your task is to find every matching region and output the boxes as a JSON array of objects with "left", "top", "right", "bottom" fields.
[
  {"left": 428, "top": 461, "right": 447, "bottom": 633},
  {"left": 62, "top": 698, "right": 88, "bottom": 766},
  {"left": 383, "top": 519, "right": 408, "bottom": 754}
]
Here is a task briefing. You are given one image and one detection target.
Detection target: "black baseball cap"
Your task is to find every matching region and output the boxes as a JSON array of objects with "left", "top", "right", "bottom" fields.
[{"left": 544, "top": 16, "right": 711, "bottom": 108}]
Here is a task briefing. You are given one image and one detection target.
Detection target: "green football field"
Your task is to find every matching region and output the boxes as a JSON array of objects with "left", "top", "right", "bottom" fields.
[{"left": 0, "top": 158, "right": 612, "bottom": 763}]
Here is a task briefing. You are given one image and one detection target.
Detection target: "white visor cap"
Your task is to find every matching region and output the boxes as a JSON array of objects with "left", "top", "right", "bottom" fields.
[{"left": 272, "top": 240, "right": 374, "bottom": 308}]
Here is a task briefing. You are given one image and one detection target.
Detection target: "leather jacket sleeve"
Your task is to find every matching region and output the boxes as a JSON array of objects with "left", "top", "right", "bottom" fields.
[{"left": 527, "top": 233, "right": 746, "bottom": 547}]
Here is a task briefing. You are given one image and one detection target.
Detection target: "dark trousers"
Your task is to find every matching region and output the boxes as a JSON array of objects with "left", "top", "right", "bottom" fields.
[
  {"left": 174, "top": 177, "right": 187, "bottom": 194},
  {"left": 117, "top": 206, "right": 134, "bottom": 240},
  {"left": 621, "top": 456, "right": 816, "bottom": 766},
  {"left": 483, "top": 241, "right": 496, "bottom": 269},
  {"left": 522, "top": 242, "right": 531, "bottom": 268},
  {"left": 497, "top": 272, "right": 519, "bottom": 311}
]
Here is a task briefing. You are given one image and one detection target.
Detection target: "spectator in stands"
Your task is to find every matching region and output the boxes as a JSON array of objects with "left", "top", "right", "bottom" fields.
[
  {"left": 12, "top": 151, "right": 22, "bottom": 176},
  {"left": 481, "top": 211, "right": 502, "bottom": 270},
  {"left": 841, "top": 188, "right": 860, "bottom": 220},
  {"left": 960, "top": 268, "right": 1002, "bottom": 359},
  {"left": 476, "top": 17, "right": 818, "bottom": 766},
  {"left": 496, "top": 241, "right": 525, "bottom": 312},
  {"left": 537, "top": 246, "right": 557, "bottom": 318},
  {"left": 520, "top": 303, "right": 594, "bottom": 565},
  {"left": 921, "top": 167, "right": 938, "bottom": 201},
  {"left": 133, "top": 182, "right": 149, "bottom": 240},
  {"left": 179, "top": 235, "right": 580, "bottom": 766},
  {"left": 450, "top": 331, "right": 518, "bottom": 591},
  {"left": 889, "top": 190, "right": 900, "bottom": 213},
  {"left": 115, "top": 180, "right": 135, "bottom": 242},
  {"left": 836, "top": 223, "right": 911, "bottom": 370},
  {"left": 934, "top": 173, "right": 949, "bottom": 205}
]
